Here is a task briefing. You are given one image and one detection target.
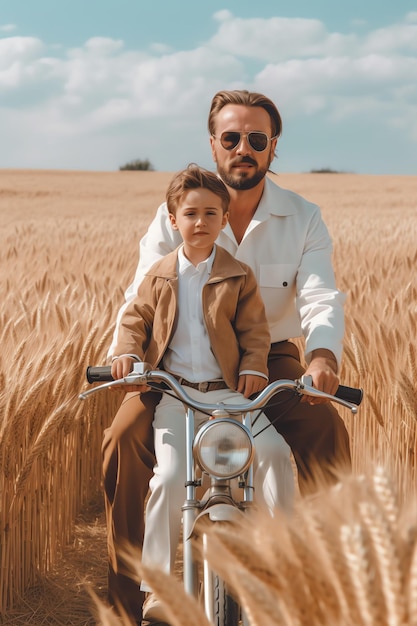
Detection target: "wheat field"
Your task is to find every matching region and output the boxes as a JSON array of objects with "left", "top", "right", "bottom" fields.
[{"left": 0, "top": 169, "right": 416, "bottom": 624}]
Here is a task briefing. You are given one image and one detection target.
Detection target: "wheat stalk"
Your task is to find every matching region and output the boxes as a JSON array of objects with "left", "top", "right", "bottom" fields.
[{"left": 2, "top": 171, "right": 417, "bottom": 620}]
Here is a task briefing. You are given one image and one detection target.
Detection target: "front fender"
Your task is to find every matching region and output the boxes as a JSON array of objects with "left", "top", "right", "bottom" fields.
[
  {"left": 199, "top": 503, "right": 244, "bottom": 523},
  {"left": 187, "top": 503, "right": 245, "bottom": 540}
]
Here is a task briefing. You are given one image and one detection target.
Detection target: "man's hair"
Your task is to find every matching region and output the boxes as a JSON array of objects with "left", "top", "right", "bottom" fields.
[
  {"left": 166, "top": 164, "right": 230, "bottom": 215},
  {"left": 208, "top": 90, "right": 283, "bottom": 139}
]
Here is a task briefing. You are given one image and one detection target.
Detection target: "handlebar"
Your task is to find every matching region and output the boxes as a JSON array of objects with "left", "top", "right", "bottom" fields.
[
  {"left": 85, "top": 365, "right": 114, "bottom": 383},
  {"left": 80, "top": 363, "right": 363, "bottom": 413}
]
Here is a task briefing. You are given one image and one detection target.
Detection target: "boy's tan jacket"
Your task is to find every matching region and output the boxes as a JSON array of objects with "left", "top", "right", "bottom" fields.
[{"left": 114, "top": 245, "right": 271, "bottom": 390}]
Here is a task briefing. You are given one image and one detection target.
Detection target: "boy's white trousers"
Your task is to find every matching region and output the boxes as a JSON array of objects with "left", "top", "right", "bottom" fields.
[{"left": 141, "top": 387, "right": 295, "bottom": 589}]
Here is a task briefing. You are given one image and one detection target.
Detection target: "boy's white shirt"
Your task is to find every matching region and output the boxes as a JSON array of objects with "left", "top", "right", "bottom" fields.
[{"left": 162, "top": 245, "right": 222, "bottom": 382}]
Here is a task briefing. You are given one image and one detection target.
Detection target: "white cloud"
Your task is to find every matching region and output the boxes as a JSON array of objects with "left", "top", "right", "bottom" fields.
[
  {"left": 37, "top": 42, "right": 243, "bottom": 135},
  {"left": 210, "top": 12, "right": 363, "bottom": 61},
  {"left": 0, "top": 37, "right": 58, "bottom": 92},
  {"left": 363, "top": 23, "right": 417, "bottom": 53},
  {"left": 0, "top": 36, "right": 45, "bottom": 70},
  {"left": 405, "top": 12, "right": 417, "bottom": 23},
  {"left": 0, "top": 12, "right": 416, "bottom": 173},
  {"left": 213, "top": 9, "right": 233, "bottom": 22},
  {"left": 209, "top": 12, "right": 417, "bottom": 60},
  {"left": 150, "top": 42, "right": 174, "bottom": 54},
  {"left": 0, "top": 24, "right": 16, "bottom": 33},
  {"left": 254, "top": 53, "right": 417, "bottom": 146},
  {"left": 0, "top": 23, "right": 16, "bottom": 32},
  {"left": 127, "top": 48, "right": 243, "bottom": 117}
]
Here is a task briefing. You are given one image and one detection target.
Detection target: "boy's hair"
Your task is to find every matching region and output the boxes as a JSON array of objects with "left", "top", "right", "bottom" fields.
[
  {"left": 208, "top": 89, "right": 283, "bottom": 139},
  {"left": 166, "top": 164, "right": 230, "bottom": 215}
]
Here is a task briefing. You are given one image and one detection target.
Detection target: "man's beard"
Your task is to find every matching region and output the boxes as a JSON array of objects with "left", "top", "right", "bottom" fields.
[{"left": 216, "top": 157, "right": 270, "bottom": 191}]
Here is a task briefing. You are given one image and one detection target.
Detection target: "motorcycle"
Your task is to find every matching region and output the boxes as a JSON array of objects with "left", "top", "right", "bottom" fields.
[{"left": 80, "top": 362, "right": 362, "bottom": 626}]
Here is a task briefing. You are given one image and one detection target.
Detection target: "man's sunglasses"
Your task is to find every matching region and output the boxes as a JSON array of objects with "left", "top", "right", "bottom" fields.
[{"left": 214, "top": 131, "right": 277, "bottom": 152}]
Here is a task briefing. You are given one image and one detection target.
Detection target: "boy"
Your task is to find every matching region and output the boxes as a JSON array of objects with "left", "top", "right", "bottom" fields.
[{"left": 111, "top": 164, "right": 294, "bottom": 623}]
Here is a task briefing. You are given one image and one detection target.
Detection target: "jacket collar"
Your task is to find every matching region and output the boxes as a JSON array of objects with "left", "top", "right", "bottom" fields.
[{"left": 145, "top": 245, "right": 246, "bottom": 282}]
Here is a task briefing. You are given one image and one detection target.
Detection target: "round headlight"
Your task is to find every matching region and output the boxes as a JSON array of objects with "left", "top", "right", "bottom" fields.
[{"left": 193, "top": 418, "right": 254, "bottom": 478}]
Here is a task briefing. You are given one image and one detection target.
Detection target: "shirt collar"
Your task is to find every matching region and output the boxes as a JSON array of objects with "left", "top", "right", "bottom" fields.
[{"left": 178, "top": 244, "right": 216, "bottom": 275}]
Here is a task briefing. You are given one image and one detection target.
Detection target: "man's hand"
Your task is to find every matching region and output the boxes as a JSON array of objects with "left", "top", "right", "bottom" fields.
[
  {"left": 111, "top": 356, "right": 150, "bottom": 393},
  {"left": 303, "top": 349, "right": 339, "bottom": 405},
  {"left": 237, "top": 374, "right": 268, "bottom": 398}
]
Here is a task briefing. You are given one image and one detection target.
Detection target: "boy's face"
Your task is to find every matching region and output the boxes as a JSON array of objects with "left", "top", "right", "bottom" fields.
[{"left": 169, "top": 188, "right": 228, "bottom": 254}]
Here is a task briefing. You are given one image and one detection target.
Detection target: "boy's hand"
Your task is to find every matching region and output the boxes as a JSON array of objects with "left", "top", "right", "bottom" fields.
[
  {"left": 237, "top": 374, "right": 267, "bottom": 399},
  {"left": 111, "top": 356, "right": 150, "bottom": 393}
]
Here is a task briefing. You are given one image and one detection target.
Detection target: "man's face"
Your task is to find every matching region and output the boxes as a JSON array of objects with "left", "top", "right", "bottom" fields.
[{"left": 210, "top": 104, "right": 277, "bottom": 191}]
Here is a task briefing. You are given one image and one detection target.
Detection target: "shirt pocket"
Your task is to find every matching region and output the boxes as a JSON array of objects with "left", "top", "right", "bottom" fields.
[{"left": 259, "top": 264, "right": 298, "bottom": 289}]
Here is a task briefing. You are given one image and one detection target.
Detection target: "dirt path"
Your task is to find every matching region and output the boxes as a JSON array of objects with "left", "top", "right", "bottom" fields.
[{"left": 1, "top": 497, "right": 108, "bottom": 625}]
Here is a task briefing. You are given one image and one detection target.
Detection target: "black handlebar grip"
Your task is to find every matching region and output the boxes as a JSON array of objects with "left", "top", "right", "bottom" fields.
[
  {"left": 86, "top": 366, "right": 114, "bottom": 383},
  {"left": 335, "top": 384, "right": 363, "bottom": 406}
]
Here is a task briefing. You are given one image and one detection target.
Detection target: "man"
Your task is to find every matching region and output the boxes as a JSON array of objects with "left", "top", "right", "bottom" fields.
[{"left": 103, "top": 89, "right": 351, "bottom": 624}]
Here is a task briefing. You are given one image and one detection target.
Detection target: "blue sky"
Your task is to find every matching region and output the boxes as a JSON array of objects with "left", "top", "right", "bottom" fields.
[{"left": 1, "top": 1, "right": 416, "bottom": 174}]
